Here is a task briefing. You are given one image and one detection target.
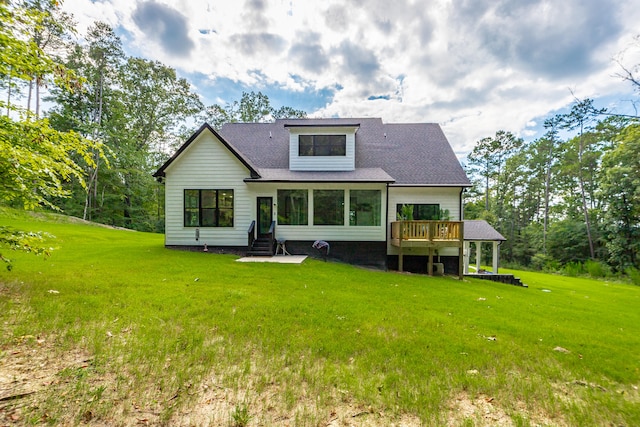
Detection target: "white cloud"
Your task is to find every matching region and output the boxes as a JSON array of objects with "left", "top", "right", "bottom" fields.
[{"left": 61, "top": 0, "right": 640, "bottom": 153}]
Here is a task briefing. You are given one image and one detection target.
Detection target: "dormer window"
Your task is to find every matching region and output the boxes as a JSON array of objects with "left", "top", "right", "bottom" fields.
[
  {"left": 299, "top": 135, "right": 346, "bottom": 156},
  {"left": 286, "top": 123, "right": 358, "bottom": 171}
]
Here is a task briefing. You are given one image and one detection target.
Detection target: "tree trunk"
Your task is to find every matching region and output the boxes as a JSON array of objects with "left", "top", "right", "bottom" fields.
[
  {"left": 35, "top": 76, "right": 40, "bottom": 118},
  {"left": 484, "top": 158, "right": 490, "bottom": 211},
  {"left": 578, "top": 124, "right": 596, "bottom": 259},
  {"left": 5, "top": 69, "right": 11, "bottom": 117},
  {"left": 83, "top": 69, "right": 105, "bottom": 220},
  {"left": 27, "top": 78, "right": 33, "bottom": 114},
  {"left": 542, "top": 147, "right": 553, "bottom": 254}
]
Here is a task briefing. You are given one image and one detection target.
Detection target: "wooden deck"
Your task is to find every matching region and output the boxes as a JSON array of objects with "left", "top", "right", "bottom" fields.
[{"left": 390, "top": 221, "right": 464, "bottom": 277}]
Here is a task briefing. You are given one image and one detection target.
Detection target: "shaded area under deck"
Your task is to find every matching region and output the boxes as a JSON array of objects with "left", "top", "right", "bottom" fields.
[{"left": 390, "top": 220, "right": 465, "bottom": 278}]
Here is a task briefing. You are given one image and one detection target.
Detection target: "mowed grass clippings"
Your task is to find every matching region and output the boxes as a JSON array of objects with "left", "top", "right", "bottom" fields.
[{"left": 0, "top": 208, "right": 639, "bottom": 426}]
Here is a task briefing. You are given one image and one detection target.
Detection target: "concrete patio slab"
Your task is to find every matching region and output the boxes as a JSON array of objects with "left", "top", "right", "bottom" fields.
[{"left": 236, "top": 255, "right": 308, "bottom": 264}]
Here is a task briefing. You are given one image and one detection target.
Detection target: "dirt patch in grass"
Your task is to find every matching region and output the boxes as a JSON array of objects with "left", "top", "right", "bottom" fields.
[
  {"left": 168, "top": 360, "right": 423, "bottom": 426},
  {"left": 0, "top": 335, "right": 92, "bottom": 425},
  {"left": 1, "top": 339, "right": 632, "bottom": 427},
  {"left": 445, "top": 391, "right": 568, "bottom": 427}
]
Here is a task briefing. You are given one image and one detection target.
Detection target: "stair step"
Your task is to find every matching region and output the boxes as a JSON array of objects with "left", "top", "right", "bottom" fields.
[
  {"left": 247, "top": 251, "right": 273, "bottom": 256},
  {"left": 248, "top": 238, "right": 274, "bottom": 256}
]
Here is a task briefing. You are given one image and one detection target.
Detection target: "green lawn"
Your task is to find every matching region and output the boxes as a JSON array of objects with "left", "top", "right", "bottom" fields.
[{"left": 1, "top": 208, "right": 639, "bottom": 426}]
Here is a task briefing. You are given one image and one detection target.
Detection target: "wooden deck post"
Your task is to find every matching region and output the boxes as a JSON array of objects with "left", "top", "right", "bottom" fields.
[
  {"left": 427, "top": 246, "right": 433, "bottom": 276},
  {"left": 458, "top": 221, "right": 464, "bottom": 279},
  {"left": 399, "top": 240, "right": 404, "bottom": 272}
]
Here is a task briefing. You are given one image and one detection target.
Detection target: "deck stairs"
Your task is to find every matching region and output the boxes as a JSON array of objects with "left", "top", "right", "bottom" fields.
[
  {"left": 247, "top": 237, "right": 274, "bottom": 256},
  {"left": 464, "top": 274, "right": 528, "bottom": 288}
]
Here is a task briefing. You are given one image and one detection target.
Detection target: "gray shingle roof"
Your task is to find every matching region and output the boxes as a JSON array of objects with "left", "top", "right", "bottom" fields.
[
  {"left": 246, "top": 168, "right": 394, "bottom": 182},
  {"left": 463, "top": 220, "right": 506, "bottom": 241},
  {"left": 218, "top": 118, "right": 471, "bottom": 186}
]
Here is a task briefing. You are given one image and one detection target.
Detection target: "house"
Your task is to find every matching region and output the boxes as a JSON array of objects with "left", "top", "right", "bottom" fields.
[{"left": 153, "top": 118, "right": 473, "bottom": 274}]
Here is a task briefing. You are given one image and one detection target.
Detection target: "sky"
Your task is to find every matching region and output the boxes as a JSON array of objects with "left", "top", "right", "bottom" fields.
[{"left": 60, "top": 0, "right": 640, "bottom": 155}]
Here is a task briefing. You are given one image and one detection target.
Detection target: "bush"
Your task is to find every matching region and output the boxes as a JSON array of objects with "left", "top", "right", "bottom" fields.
[
  {"left": 626, "top": 267, "right": 640, "bottom": 286},
  {"left": 562, "top": 262, "right": 584, "bottom": 277},
  {"left": 584, "top": 260, "right": 610, "bottom": 278},
  {"left": 531, "top": 253, "right": 559, "bottom": 272}
]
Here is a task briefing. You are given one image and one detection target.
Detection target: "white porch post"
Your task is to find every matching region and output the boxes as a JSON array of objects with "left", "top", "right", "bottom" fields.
[
  {"left": 463, "top": 241, "right": 470, "bottom": 274},
  {"left": 492, "top": 241, "right": 499, "bottom": 273},
  {"left": 475, "top": 242, "right": 481, "bottom": 272}
]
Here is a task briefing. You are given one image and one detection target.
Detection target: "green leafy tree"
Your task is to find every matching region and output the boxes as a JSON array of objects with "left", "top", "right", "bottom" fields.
[
  {"left": 466, "top": 130, "right": 523, "bottom": 212},
  {"left": 18, "top": 0, "right": 75, "bottom": 117},
  {"left": 199, "top": 91, "right": 306, "bottom": 128},
  {"left": 546, "top": 219, "right": 592, "bottom": 265},
  {"left": 47, "top": 21, "right": 124, "bottom": 221},
  {"left": 538, "top": 117, "right": 563, "bottom": 253},
  {"left": 48, "top": 23, "right": 204, "bottom": 231},
  {"left": 271, "top": 105, "right": 307, "bottom": 120},
  {"left": 0, "top": 1, "right": 101, "bottom": 269},
  {"left": 560, "top": 99, "right": 607, "bottom": 259},
  {"left": 599, "top": 122, "right": 640, "bottom": 270},
  {"left": 238, "top": 90, "right": 272, "bottom": 122}
]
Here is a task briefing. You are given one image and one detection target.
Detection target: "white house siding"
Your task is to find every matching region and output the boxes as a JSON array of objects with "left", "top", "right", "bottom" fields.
[
  {"left": 246, "top": 182, "right": 387, "bottom": 242},
  {"left": 387, "top": 186, "right": 464, "bottom": 256},
  {"left": 288, "top": 127, "right": 356, "bottom": 171},
  {"left": 163, "top": 131, "right": 253, "bottom": 247}
]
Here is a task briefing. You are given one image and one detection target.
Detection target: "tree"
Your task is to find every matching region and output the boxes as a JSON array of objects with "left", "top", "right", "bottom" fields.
[
  {"left": 48, "top": 24, "right": 206, "bottom": 231},
  {"left": 466, "top": 131, "right": 523, "bottom": 212},
  {"left": 560, "top": 99, "right": 607, "bottom": 259},
  {"left": 47, "top": 21, "right": 125, "bottom": 221},
  {"left": 615, "top": 35, "right": 640, "bottom": 99},
  {"left": 0, "top": 1, "right": 101, "bottom": 269},
  {"left": 599, "top": 122, "right": 640, "bottom": 270},
  {"left": 271, "top": 105, "right": 307, "bottom": 120},
  {"left": 538, "top": 117, "right": 562, "bottom": 253},
  {"left": 467, "top": 130, "right": 523, "bottom": 227},
  {"left": 18, "top": 0, "right": 75, "bottom": 117},
  {"left": 115, "top": 57, "right": 203, "bottom": 228},
  {"left": 199, "top": 91, "right": 306, "bottom": 128}
]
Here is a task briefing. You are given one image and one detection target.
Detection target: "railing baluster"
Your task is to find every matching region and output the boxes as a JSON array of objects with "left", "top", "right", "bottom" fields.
[{"left": 391, "top": 220, "right": 463, "bottom": 241}]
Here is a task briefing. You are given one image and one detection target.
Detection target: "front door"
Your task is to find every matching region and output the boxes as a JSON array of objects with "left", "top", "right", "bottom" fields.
[{"left": 257, "top": 197, "right": 273, "bottom": 237}]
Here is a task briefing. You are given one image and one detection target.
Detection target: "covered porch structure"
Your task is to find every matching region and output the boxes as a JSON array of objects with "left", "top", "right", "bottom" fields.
[
  {"left": 390, "top": 220, "right": 464, "bottom": 278},
  {"left": 462, "top": 220, "right": 506, "bottom": 274}
]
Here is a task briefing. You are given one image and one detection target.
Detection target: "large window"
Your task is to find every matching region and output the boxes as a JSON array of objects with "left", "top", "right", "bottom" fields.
[
  {"left": 277, "top": 189, "right": 308, "bottom": 225},
  {"left": 396, "top": 203, "right": 440, "bottom": 220},
  {"left": 184, "top": 189, "right": 234, "bottom": 227},
  {"left": 299, "top": 135, "right": 346, "bottom": 156},
  {"left": 349, "top": 190, "right": 381, "bottom": 226},
  {"left": 313, "top": 190, "right": 344, "bottom": 225}
]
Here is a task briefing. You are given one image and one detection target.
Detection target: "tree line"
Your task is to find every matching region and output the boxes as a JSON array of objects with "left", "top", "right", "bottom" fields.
[
  {"left": 1, "top": 0, "right": 305, "bottom": 239},
  {"left": 2, "top": 1, "right": 639, "bottom": 280},
  {"left": 465, "top": 95, "right": 640, "bottom": 278}
]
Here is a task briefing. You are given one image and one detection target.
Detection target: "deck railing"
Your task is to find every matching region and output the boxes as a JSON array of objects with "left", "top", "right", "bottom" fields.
[
  {"left": 391, "top": 220, "right": 463, "bottom": 242},
  {"left": 247, "top": 220, "right": 256, "bottom": 248}
]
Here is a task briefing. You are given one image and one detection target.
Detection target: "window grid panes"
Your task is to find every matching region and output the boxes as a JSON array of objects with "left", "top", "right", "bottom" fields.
[
  {"left": 313, "top": 190, "right": 344, "bottom": 225},
  {"left": 184, "top": 189, "right": 234, "bottom": 227},
  {"left": 299, "top": 135, "right": 346, "bottom": 156},
  {"left": 349, "top": 190, "right": 381, "bottom": 226},
  {"left": 277, "top": 189, "right": 308, "bottom": 225},
  {"left": 396, "top": 203, "right": 440, "bottom": 220}
]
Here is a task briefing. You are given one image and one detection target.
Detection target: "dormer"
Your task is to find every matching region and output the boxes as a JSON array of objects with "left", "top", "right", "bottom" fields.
[{"left": 285, "top": 123, "right": 359, "bottom": 171}]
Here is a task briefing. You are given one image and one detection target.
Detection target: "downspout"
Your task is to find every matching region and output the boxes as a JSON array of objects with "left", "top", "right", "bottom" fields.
[
  {"left": 459, "top": 187, "right": 465, "bottom": 220},
  {"left": 385, "top": 182, "right": 390, "bottom": 270}
]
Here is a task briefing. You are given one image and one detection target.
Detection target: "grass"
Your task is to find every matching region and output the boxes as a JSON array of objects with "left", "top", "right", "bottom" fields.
[{"left": 1, "top": 207, "right": 639, "bottom": 426}]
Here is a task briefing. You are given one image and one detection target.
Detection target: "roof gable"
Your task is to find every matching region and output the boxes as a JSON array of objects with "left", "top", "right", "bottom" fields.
[
  {"left": 152, "top": 123, "right": 259, "bottom": 179},
  {"left": 463, "top": 220, "right": 506, "bottom": 241}
]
